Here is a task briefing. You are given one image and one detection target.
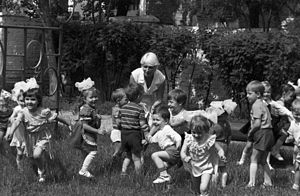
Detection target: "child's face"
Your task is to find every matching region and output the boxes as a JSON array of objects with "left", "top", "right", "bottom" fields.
[
  {"left": 191, "top": 129, "right": 206, "bottom": 140},
  {"left": 152, "top": 113, "right": 167, "bottom": 129},
  {"left": 263, "top": 86, "right": 271, "bottom": 102},
  {"left": 283, "top": 91, "right": 294, "bottom": 104},
  {"left": 118, "top": 95, "right": 128, "bottom": 107},
  {"left": 168, "top": 98, "right": 182, "bottom": 114},
  {"left": 17, "top": 94, "right": 25, "bottom": 107},
  {"left": 25, "top": 96, "right": 38, "bottom": 112},
  {"left": 292, "top": 105, "right": 300, "bottom": 122},
  {"left": 85, "top": 90, "right": 98, "bottom": 108},
  {"left": 246, "top": 88, "right": 259, "bottom": 104}
]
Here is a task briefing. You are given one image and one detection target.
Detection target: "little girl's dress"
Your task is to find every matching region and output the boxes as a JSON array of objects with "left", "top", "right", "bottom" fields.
[
  {"left": 21, "top": 107, "right": 57, "bottom": 158},
  {"left": 183, "top": 133, "right": 217, "bottom": 177},
  {"left": 9, "top": 105, "right": 26, "bottom": 153}
]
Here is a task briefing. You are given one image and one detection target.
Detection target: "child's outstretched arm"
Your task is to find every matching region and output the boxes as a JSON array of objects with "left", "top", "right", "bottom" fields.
[
  {"left": 180, "top": 139, "right": 191, "bottom": 163},
  {"left": 82, "top": 122, "right": 104, "bottom": 135},
  {"left": 215, "top": 142, "right": 226, "bottom": 161}
]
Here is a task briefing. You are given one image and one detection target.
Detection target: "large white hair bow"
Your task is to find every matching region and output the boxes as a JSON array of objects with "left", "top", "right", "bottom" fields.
[
  {"left": 26, "top": 78, "right": 39, "bottom": 90},
  {"left": 75, "top": 77, "right": 95, "bottom": 92},
  {"left": 11, "top": 81, "right": 28, "bottom": 101}
]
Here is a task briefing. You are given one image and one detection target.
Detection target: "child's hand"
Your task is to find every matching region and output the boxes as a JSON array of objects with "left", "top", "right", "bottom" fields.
[
  {"left": 141, "top": 139, "right": 147, "bottom": 145},
  {"left": 183, "top": 156, "right": 191, "bottom": 163},
  {"left": 97, "top": 128, "right": 104, "bottom": 135}
]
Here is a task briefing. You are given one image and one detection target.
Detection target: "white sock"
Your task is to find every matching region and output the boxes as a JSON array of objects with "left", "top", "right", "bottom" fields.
[{"left": 81, "top": 151, "right": 97, "bottom": 172}]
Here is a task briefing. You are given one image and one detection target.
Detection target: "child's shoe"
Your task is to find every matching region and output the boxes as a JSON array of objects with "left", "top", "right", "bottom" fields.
[
  {"left": 271, "top": 151, "right": 284, "bottom": 161},
  {"left": 79, "top": 169, "right": 94, "bottom": 178},
  {"left": 38, "top": 169, "right": 46, "bottom": 183},
  {"left": 153, "top": 174, "right": 171, "bottom": 184},
  {"left": 292, "top": 184, "right": 299, "bottom": 191},
  {"left": 236, "top": 160, "right": 244, "bottom": 165}
]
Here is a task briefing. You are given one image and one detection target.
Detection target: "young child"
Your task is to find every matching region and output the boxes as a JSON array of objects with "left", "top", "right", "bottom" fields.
[
  {"left": 9, "top": 81, "right": 27, "bottom": 170},
  {"left": 115, "top": 83, "right": 149, "bottom": 175},
  {"left": 74, "top": 78, "right": 104, "bottom": 178},
  {"left": 5, "top": 78, "right": 69, "bottom": 182},
  {"left": 245, "top": 80, "right": 274, "bottom": 188},
  {"left": 167, "top": 89, "right": 189, "bottom": 143},
  {"left": 261, "top": 81, "right": 294, "bottom": 169},
  {"left": 110, "top": 88, "right": 128, "bottom": 157},
  {"left": 270, "top": 84, "right": 295, "bottom": 161},
  {"left": 146, "top": 105, "right": 181, "bottom": 184},
  {"left": 0, "top": 90, "right": 13, "bottom": 154},
  {"left": 287, "top": 99, "right": 300, "bottom": 191},
  {"left": 209, "top": 99, "right": 237, "bottom": 188},
  {"left": 181, "top": 115, "right": 225, "bottom": 196}
]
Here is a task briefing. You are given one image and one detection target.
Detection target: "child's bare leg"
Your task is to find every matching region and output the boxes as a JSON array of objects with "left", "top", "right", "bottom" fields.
[
  {"left": 33, "top": 146, "right": 46, "bottom": 182},
  {"left": 271, "top": 133, "right": 288, "bottom": 161},
  {"left": 261, "top": 151, "right": 273, "bottom": 186},
  {"left": 218, "top": 166, "right": 228, "bottom": 188},
  {"left": 200, "top": 173, "right": 211, "bottom": 196},
  {"left": 132, "top": 152, "right": 142, "bottom": 175},
  {"left": 112, "top": 142, "right": 122, "bottom": 157},
  {"left": 121, "top": 152, "right": 131, "bottom": 175},
  {"left": 16, "top": 147, "right": 24, "bottom": 171},
  {"left": 293, "top": 170, "right": 300, "bottom": 190},
  {"left": 151, "top": 151, "right": 171, "bottom": 183},
  {"left": 237, "top": 141, "right": 253, "bottom": 165},
  {"left": 248, "top": 148, "right": 259, "bottom": 187},
  {"left": 266, "top": 152, "right": 274, "bottom": 170}
]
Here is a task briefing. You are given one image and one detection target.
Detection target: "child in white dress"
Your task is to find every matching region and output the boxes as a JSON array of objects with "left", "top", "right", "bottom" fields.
[
  {"left": 6, "top": 78, "right": 69, "bottom": 182},
  {"left": 9, "top": 81, "right": 27, "bottom": 170},
  {"left": 181, "top": 115, "right": 226, "bottom": 196},
  {"left": 287, "top": 99, "right": 300, "bottom": 191}
]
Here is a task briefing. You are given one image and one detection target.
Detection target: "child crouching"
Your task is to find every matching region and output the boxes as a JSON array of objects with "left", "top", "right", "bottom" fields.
[{"left": 146, "top": 105, "right": 181, "bottom": 184}]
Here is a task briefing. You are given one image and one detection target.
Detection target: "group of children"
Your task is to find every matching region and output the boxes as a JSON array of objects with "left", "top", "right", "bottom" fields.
[{"left": 1, "top": 76, "right": 300, "bottom": 195}]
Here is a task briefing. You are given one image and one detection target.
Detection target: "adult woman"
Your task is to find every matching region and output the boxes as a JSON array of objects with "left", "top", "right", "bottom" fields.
[{"left": 130, "top": 52, "right": 166, "bottom": 114}]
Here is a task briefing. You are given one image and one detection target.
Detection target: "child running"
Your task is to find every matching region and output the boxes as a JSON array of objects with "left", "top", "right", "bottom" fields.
[
  {"left": 146, "top": 105, "right": 181, "bottom": 184},
  {"left": 287, "top": 99, "right": 300, "bottom": 191},
  {"left": 115, "top": 83, "right": 149, "bottom": 176},
  {"left": 245, "top": 80, "right": 274, "bottom": 188},
  {"left": 8, "top": 81, "right": 27, "bottom": 171},
  {"left": 5, "top": 78, "right": 69, "bottom": 182},
  {"left": 181, "top": 115, "right": 225, "bottom": 196},
  {"left": 75, "top": 78, "right": 104, "bottom": 178},
  {"left": 110, "top": 88, "right": 128, "bottom": 158}
]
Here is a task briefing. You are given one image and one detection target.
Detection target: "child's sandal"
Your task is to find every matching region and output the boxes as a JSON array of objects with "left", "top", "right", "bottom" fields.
[{"left": 261, "top": 182, "right": 273, "bottom": 189}]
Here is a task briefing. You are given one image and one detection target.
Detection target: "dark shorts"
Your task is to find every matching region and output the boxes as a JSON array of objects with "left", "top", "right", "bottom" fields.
[
  {"left": 81, "top": 141, "right": 97, "bottom": 153},
  {"left": 165, "top": 145, "right": 180, "bottom": 165},
  {"left": 253, "top": 128, "right": 274, "bottom": 151},
  {"left": 121, "top": 132, "right": 143, "bottom": 156}
]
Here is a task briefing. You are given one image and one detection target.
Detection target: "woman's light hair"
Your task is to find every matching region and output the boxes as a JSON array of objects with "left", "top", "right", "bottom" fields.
[{"left": 140, "top": 52, "right": 160, "bottom": 66}]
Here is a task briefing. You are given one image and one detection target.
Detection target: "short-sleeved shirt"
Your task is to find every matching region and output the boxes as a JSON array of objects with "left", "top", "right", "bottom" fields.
[
  {"left": 79, "top": 104, "right": 100, "bottom": 146},
  {"left": 149, "top": 124, "right": 181, "bottom": 150},
  {"left": 250, "top": 99, "right": 272, "bottom": 129},
  {"left": 287, "top": 120, "right": 300, "bottom": 163}
]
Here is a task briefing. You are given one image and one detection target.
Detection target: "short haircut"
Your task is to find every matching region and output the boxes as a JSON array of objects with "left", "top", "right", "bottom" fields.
[
  {"left": 246, "top": 80, "right": 265, "bottom": 96},
  {"left": 292, "top": 98, "right": 300, "bottom": 110},
  {"left": 167, "top": 88, "right": 187, "bottom": 105},
  {"left": 111, "top": 88, "right": 126, "bottom": 103},
  {"left": 24, "top": 88, "right": 42, "bottom": 107},
  {"left": 190, "top": 115, "right": 211, "bottom": 134},
  {"left": 153, "top": 105, "right": 170, "bottom": 122},
  {"left": 261, "top": 81, "right": 271, "bottom": 91},
  {"left": 125, "top": 82, "right": 144, "bottom": 102},
  {"left": 282, "top": 84, "right": 295, "bottom": 94}
]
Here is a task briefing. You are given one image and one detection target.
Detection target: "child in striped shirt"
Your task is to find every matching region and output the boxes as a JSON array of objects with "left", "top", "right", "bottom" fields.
[{"left": 115, "top": 83, "right": 149, "bottom": 175}]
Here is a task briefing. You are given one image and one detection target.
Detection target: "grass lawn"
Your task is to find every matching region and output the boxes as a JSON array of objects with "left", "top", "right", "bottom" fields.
[{"left": 0, "top": 112, "right": 298, "bottom": 196}]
